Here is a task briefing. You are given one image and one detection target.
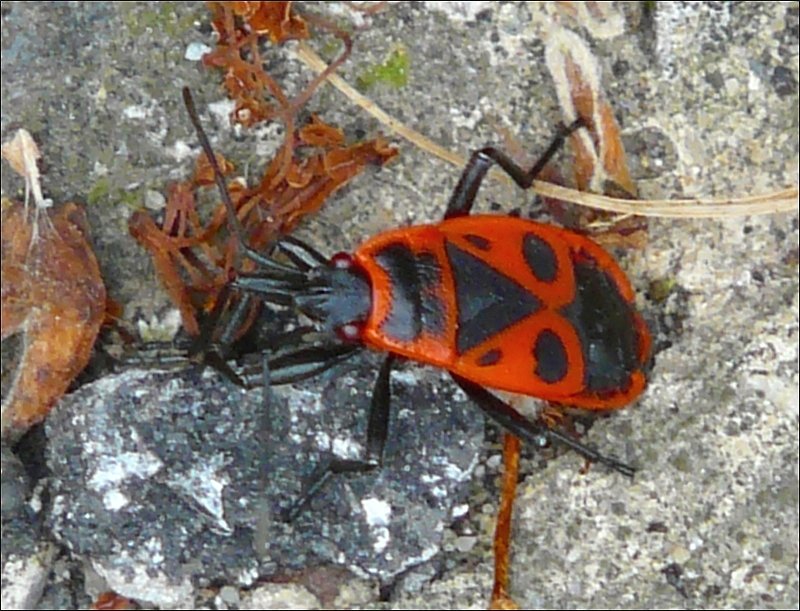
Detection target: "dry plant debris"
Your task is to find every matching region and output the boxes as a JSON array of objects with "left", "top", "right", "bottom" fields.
[
  {"left": 2, "top": 133, "right": 105, "bottom": 436},
  {"left": 544, "top": 27, "right": 648, "bottom": 248},
  {"left": 130, "top": 2, "right": 397, "bottom": 337}
]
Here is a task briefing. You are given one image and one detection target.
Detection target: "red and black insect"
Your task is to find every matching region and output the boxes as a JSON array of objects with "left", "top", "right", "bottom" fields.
[{"left": 182, "top": 88, "right": 651, "bottom": 518}]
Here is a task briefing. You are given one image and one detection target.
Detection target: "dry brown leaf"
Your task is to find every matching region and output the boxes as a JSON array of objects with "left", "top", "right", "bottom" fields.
[
  {"left": 228, "top": 1, "right": 309, "bottom": 43},
  {"left": 546, "top": 28, "right": 638, "bottom": 197},
  {"left": 1, "top": 200, "right": 106, "bottom": 434},
  {"left": 299, "top": 115, "right": 346, "bottom": 147}
]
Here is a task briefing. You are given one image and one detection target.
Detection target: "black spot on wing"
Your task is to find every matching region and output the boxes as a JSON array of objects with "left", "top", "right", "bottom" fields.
[
  {"left": 464, "top": 234, "right": 491, "bottom": 251},
  {"left": 477, "top": 348, "right": 502, "bottom": 366},
  {"left": 523, "top": 233, "right": 558, "bottom": 283},
  {"left": 533, "top": 329, "right": 568, "bottom": 383},
  {"left": 445, "top": 241, "right": 540, "bottom": 355},
  {"left": 560, "top": 259, "right": 641, "bottom": 392}
]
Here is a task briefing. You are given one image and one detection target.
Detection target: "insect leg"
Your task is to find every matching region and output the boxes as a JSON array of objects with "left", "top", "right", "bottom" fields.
[
  {"left": 491, "top": 433, "right": 521, "bottom": 610},
  {"left": 267, "top": 342, "right": 363, "bottom": 385},
  {"left": 189, "top": 285, "right": 253, "bottom": 387},
  {"left": 225, "top": 326, "right": 362, "bottom": 387},
  {"left": 444, "top": 118, "right": 586, "bottom": 219},
  {"left": 451, "top": 374, "right": 636, "bottom": 478},
  {"left": 261, "top": 349, "right": 273, "bottom": 410},
  {"left": 282, "top": 354, "right": 395, "bottom": 522},
  {"left": 275, "top": 236, "right": 330, "bottom": 271}
]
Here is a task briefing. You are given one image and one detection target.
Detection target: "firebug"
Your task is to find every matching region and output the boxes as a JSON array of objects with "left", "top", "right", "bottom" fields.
[{"left": 182, "top": 88, "right": 650, "bottom": 521}]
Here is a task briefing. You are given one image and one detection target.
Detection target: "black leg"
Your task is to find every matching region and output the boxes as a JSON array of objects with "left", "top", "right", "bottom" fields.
[
  {"left": 192, "top": 282, "right": 233, "bottom": 358},
  {"left": 444, "top": 118, "right": 586, "bottom": 219},
  {"left": 191, "top": 277, "right": 318, "bottom": 387},
  {"left": 451, "top": 374, "right": 635, "bottom": 478},
  {"left": 230, "top": 326, "right": 362, "bottom": 386},
  {"left": 267, "top": 341, "right": 363, "bottom": 385},
  {"left": 189, "top": 284, "right": 251, "bottom": 387},
  {"left": 232, "top": 273, "right": 306, "bottom": 305},
  {"left": 261, "top": 349, "right": 273, "bottom": 409},
  {"left": 218, "top": 292, "right": 257, "bottom": 347},
  {"left": 283, "top": 354, "right": 396, "bottom": 521},
  {"left": 276, "top": 236, "right": 329, "bottom": 271}
]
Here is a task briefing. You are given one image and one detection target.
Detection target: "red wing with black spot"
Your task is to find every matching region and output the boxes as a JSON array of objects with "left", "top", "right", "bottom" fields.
[{"left": 355, "top": 215, "right": 650, "bottom": 409}]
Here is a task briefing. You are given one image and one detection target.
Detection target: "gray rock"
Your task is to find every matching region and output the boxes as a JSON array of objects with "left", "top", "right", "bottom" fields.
[{"left": 45, "top": 359, "right": 482, "bottom": 605}]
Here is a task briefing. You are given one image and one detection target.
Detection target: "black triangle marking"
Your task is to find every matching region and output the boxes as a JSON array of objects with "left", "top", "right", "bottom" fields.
[{"left": 445, "top": 241, "right": 541, "bottom": 355}]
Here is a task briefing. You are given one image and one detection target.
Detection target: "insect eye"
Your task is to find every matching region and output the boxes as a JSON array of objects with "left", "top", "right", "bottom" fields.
[
  {"left": 330, "top": 252, "right": 353, "bottom": 270},
  {"left": 336, "top": 322, "right": 364, "bottom": 342}
]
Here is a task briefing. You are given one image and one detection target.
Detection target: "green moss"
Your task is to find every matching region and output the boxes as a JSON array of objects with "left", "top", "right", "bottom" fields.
[
  {"left": 357, "top": 46, "right": 410, "bottom": 90},
  {"left": 86, "top": 177, "right": 142, "bottom": 209},
  {"left": 124, "top": 2, "right": 193, "bottom": 38},
  {"left": 648, "top": 277, "right": 676, "bottom": 303},
  {"left": 87, "top": 177, "right": 111, "bottom": 206},
  {"left": 117, "top": 188, "right": 143, "bottom": 209}
]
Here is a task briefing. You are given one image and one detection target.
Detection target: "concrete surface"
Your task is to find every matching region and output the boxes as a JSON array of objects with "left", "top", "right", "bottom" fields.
[{"left": 2, "top": 2, "right": 797, "bottom": 609}]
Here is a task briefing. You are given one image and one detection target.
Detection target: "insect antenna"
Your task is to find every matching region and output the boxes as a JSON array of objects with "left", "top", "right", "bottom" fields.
[
  {"left": 182, "top": 87, "right": 250, "bottom": 263},
  {"left": 182, "top": 87, "right": 301, "bottom": 279}
]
